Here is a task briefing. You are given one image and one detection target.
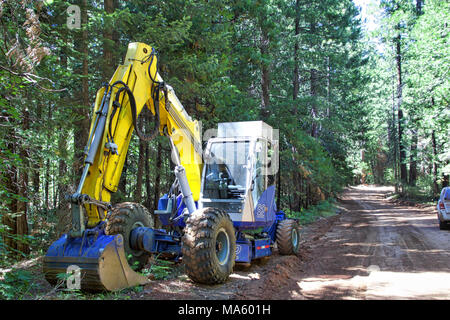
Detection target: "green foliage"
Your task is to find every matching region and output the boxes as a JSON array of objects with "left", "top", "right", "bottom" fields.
[
  {"left": 140, "top": 256, "right": 173, "bottom": 280},
  {"left": 287, "top": 199, "right": 338, "bottom": 225},
  {"left": 0, "top": 269, "right": 36, "bottom": 300},
  {"left": 402, "top": 175, "right": 442, "bottom": 202}
]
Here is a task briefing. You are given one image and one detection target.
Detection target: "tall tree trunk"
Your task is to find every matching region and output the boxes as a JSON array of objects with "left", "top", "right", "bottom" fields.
[
  {"left": 391, "top": 70, "right": 399, "bottom": 193},
  {"left": 32, "top": 102, "right": 42, "bottom": 208},
  {"left": 1, "top": 100, "right": 16, "bottom": 254},
  {"left": 73, "top": 0, "right": 90, "bottom": 181},
  {"left": 431, "top": 131, "right": 439, "bottom": 194},
  {"left": 290, "top": 0, "right": 302, "bottom": 212},
  {"left": 118, "top": 154, "right": 128, "bottom": 196},
  {"left": 292, "top": 0, "right": 300, "bottom": 105},
  {"left": 276, "top": 167, "right": 281, "bottom": 210},
  {"left": 103, "top": 0, "right": 115, "bottom": 79},
  {"left": 290, "top": 154, "right": 301, "bottom": 212},
  {"left": 58, "top": 34, "right": 68, "bottom": 209},
  {"left": 153, "top": 140, "right": 163, "bottom": 211},
  {"left": 326, "top": 56, "right": 331, "bottom": 118},
  {"left": 57, "top": 132, "right": 68, "bottom": 208},
  {"left": 16, "top": 106, "right": 30, "bottom": 255},
  {"left": 430, "top": 96, "right": 440, "bottom": 193},
  {"left": 145, "top": 142, "right": 152, "bottom": 210},
  {"left": 310, "top": 68, "right": 319, "bottom": 138},
  {"left": 3, "top": 162, "right": 18, "bottom": 255},
  {"left": 409, "top": 128, "right": 418, "bottom": 186},
  {"left": 408, "top": 2, "right": 423, "bottom": 189},
  {"left": 45, "top": 104, "right": 52, "bottom": 210},
  {"left": 135, "top": 139, "right": 145, "bottom": 203},
  {"left": 309, "top": 17, "right": 319, "bottom": 138},
  {"left": 45, "top": 158, "right": 50, "bottom": 210},
  {"left": 260, "top": 27, "right": 270, "bottom": 120},
  {"left": 1, "top": 101, "right": 26, "bottom": 256},
  {"left": 395, "top": 34, "right": 407, "bottom": 185},
  {"left": 443, "top": 160, "right": 449, "bottom": 188}
]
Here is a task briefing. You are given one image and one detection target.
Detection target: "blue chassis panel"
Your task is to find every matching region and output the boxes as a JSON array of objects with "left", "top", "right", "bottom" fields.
[
  {"left": 235, "top": 210, "right": 286, "bottom": 263},
  {"left": 134, "top": 209, "right": 288, "bottom": 263},
  {"left": 45, "top": 211, "right": 288, "bottom": 270},
  {"left": 126, "top": 210, "right": 287, "bottom": 263}
]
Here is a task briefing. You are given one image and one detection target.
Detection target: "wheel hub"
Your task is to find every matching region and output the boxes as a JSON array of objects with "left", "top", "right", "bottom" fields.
[{"left": 215, "top": 228, "right": 230, "bottom": 265}]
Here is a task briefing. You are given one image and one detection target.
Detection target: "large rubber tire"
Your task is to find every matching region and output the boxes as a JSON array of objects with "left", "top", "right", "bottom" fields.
[
  {"left": 276, "top": 219, "right": 300, "bottom": 255},
  {"left": 105, "top": 202, "right": 154, "bottom": 270},
  {"left": 182, "top": 207, "right": 236, "bottom": 284}
]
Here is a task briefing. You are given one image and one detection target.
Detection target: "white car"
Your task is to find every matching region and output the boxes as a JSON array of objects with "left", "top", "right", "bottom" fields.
[{"left": 437, "top": 187, "right": 450, "bottom": 230}]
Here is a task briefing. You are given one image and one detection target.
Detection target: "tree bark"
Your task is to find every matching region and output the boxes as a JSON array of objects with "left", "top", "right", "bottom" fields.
[
  {"left": 135, "top": 139, "right": 145, "bottom": 203},
  {"left": 260, "top": 27, "right": 270, "bottom": 120},
  {"left": 153, "top": 140, "right": 163, "bottom": 211},
  {"left": 57, "top": 34, "right": 68, "bottom": 209},
  {"left": 395, "top": 34, "right": 407, "bottom": 184},
  {"left": 57, "top": 132, "right": 67, "bottom": 208},
  {"left": 409, "top": 128, "right": 418, "bottom": 186},
  {"left": 292, "top": 0, "right": 300, "bottom": 105},
  {"left": 289, "top": 0, "right": 302, "bottom": 212},
  {"left": 310, "top": 68, "right": 319, "bottom": 138},
  {"left": 118, "top": 154, "right": 128, "bottom": 196},
  {"left": 431, "top": 130, "right": 439, "bottom": 194},
  {"left": 17, "top": 106, "right": 30, "bottom": 254},
  {"left": 408, "top": 1, "right": 423, "bottom": 188},
  {"left": 45, "top": 158, "right": 50, "bottom": 210},
  {"left": 103, "top": 0, "right": 115, "bottom": 79},
  {"left": 443, "top": 161, "right": 449, "bottom": 188},
  {"left": 0, "top": 101, "right": 27, "bottom": 256},
  {"left": 145, "top": 142, "right": 152, "bottom": 210},
  {"left": 73, "top": 0, "right": 90, "bottom": 181},
  {"left": 391, "top": 69, "right": 399, "bottom": 193},
  {"left": 3, "top": 161, "right": 18, "bottom": 255},
  {"left": 45, "top": 104, "right": 52, "bottom": 210},
  {"left": 32, "top": 102, "right": 42, "bottom": 207}
]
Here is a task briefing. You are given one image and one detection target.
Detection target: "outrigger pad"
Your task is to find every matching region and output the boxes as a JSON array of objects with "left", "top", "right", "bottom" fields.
[{"left": 43, "top": 231, "right": 149, "bottom": 292}]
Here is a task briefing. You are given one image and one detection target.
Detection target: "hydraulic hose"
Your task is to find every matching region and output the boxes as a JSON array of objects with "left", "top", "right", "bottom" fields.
[{"left": 110, "top": 79, "right": 161, "bottom": 142}]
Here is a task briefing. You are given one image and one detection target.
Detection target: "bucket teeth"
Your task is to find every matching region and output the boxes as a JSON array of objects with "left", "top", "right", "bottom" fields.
[{"left": 43, "top": 233, "right": 149, "bottom": 292}]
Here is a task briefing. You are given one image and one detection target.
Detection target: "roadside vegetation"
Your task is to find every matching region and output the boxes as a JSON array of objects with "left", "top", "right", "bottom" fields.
[{"left": 287, "top": 199, "right": 340, "bottom": 225}]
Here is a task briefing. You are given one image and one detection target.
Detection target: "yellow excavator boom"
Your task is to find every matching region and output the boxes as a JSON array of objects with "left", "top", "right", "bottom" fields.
[{"left": 82, "top": 42, "right": 202, "bottom": 227}]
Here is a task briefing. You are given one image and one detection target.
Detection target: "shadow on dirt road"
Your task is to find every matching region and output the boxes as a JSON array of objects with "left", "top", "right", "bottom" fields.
[{"left": 138, "top": 185, "right": 450, "bottom": 300}]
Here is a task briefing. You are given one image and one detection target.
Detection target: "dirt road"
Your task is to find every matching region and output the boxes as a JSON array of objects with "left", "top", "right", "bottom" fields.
[{"left": 137, "top": 185, "right": 450, "bottom": 300}]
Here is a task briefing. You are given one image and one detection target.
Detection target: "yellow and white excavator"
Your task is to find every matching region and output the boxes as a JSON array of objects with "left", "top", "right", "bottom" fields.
[{"left": 43, "top": 42, "right": 300, "bottom": 292}]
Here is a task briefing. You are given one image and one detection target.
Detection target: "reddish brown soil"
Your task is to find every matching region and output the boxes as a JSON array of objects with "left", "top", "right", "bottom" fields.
[{"left": 131, "top": 185, "right": 450, "bottom": 300}]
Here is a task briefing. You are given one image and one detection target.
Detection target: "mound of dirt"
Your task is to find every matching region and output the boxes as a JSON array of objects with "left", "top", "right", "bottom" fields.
[{"left": 232, "top": 255, "right": 304, "bottom": 300}]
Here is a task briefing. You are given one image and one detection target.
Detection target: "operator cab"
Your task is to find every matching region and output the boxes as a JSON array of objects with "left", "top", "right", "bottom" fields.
[
  {"left": 202, "top": 139, "right": 250, "bottom": 200},
  {"left": 199, "top": 121, "right": 278, "bottom": 230}
]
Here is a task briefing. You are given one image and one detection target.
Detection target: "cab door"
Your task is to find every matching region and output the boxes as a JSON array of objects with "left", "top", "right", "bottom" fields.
[{"left": 252, "top": 139, "right": 275, "bottom": 227}]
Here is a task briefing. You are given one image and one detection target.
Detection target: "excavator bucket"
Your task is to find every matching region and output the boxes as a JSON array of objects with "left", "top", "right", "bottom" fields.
[{"left": 43, "top": 231, "right": 149, "bottom": 292}]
